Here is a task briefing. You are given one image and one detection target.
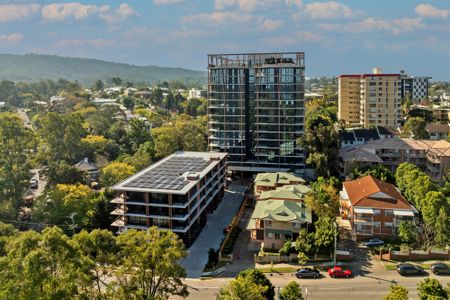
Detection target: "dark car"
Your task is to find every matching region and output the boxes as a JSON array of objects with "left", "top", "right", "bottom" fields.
[
  {"left": 364, "top": 239, "right": 384, "bottom": 247},
  {"left": 431, "top": 263, "right": 450, "bottom": 275},
  {"left": 295, "top": 268, "right": 321, "bottom": 279},
  {"left": 397, "top": 263, "right": 425, "bottom": 276}
]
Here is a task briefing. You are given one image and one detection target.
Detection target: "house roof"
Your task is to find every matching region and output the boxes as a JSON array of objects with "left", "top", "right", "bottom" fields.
[
  {"left": 426, "top": 123, "right": 450, "bottom": 134},
  {"left": 354, "top": 128, "right": 379, "bottom": 140},
  {"left": 342, "top": 175, "right": 414, "bottom": 210},
  {"left": 254, "top": 172, "right": 306, "bottom": 187},
  {"left": 74, "top": 158, "right": 98, "bottom": 172},
  {"left": 377, "top": 126, "right": 398, "bottom": 136},
  {"left": 339, "top": 147, "right": 384, "bottom": 163},
  {"left": 250, "top": 200, "right": 312, "bottom": 223},
  {"left": 339, "top": 131, "right": 355, "bottom": 142},
  {"left": 259, "top": 184, "right": 311, "bottom": 201}
]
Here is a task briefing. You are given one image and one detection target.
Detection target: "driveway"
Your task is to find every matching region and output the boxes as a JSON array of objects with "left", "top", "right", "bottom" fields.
[{"left": 181, "top": 181, "right": 247, "bottom": 278}]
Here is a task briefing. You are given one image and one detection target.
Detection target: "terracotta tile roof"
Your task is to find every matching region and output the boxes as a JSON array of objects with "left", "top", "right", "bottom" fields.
[{"left": 342, "top": 175, "right": 413, "bottom": 210}]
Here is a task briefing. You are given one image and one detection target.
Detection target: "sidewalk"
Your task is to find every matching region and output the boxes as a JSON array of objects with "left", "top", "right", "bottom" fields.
[{"left": 181, "top": 182, "right": 247, "bottom": 278}]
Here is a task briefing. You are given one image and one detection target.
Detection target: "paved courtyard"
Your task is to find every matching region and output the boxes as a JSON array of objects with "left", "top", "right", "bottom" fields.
[{"left": 181, "top": 181, "right": 247, "bottom": 278}]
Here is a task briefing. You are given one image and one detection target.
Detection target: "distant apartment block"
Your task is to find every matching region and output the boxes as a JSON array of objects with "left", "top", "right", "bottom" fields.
[
  {"left": 338, "top": 138, "right": 450, "bottom": 182},
  {"left": 400, "top": 71, "right": 431, "bottom": 102},
  {"left": 433, "top": 108, "right": 450, "bottom": 123},
  {"left": 188, "top": 88, "right": 207, "bottom": 99},
  {"left": 110, "top": 151, "right": 227, "bottom": 246},
  {"left": 339, "top": 126, "right": 396, "bottom": 148},
  {"left": 338, "top": 68, "right": 402, "bottom": 128},
  {"left": 208, "top": 52, "right": 306, "bottom": 173},
  {"left": 340, "top": 175, "right": 416, "bottom": 241}
]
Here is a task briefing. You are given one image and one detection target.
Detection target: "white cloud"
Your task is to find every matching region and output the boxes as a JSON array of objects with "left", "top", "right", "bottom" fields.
[
  {"left": 0, "top": 4, "right": 40, "bottom": 23},
  {"left": 0, "top": 33, "right": 23, "bottom": 43},
  {"left": 100, "top": 3, "right": 137, "bottom": 24},
  {"left": 182, "top": 11, "right": 283, "bottom": 32},
  {"left": 263, "top": 31, "right": 323, "bottom": 46},
  {"left": 303, "top": 1, "right": 363, "bottom": 20},
  {"left": 154, "top": 0, "right": 184, "bottom": 5},
  {"left": 53, "top": 38, "right": 116, "bottom": 48},
  {"left": 415, "top": 4, "right": 450, "bottom": 19},
  {"left": 320, "top": 17, "right": 424, "bottom": 35},
  {"left": 41, "top": 2, "right": 136, "bottom": 24},
  {"left": 42, "top": 2, "right": 109, "bottom": 21},
  {"left": 215, "top": 0, "right": 302, "bottom": 12}
]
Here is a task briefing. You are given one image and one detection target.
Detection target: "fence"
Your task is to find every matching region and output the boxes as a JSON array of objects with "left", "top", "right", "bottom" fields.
[
  {"left": 254, "top": 249, "right": 352, "bottom": 264},
  {"left": 382, "top": 249, "right": 450, "bottom": 261}
]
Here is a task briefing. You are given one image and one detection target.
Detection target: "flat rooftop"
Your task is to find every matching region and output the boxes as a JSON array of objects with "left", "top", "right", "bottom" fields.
[{"left": 112, "top": 151, "right": 227, "bottom": 195}]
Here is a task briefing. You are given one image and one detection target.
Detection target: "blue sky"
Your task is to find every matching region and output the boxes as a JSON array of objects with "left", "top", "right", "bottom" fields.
[{"left": 0, "top": 0, "right": 449, "bottom": 79}]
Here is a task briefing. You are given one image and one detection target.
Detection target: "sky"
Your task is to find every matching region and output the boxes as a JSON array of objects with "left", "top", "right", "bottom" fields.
[{"left": 0, "top": 0, "right": 449, "bottom": 80}]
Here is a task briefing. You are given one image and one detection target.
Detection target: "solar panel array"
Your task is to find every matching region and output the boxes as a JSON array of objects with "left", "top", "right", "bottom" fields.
[{"left": 123, "top": 156, "right": 212, "bottom": 191}]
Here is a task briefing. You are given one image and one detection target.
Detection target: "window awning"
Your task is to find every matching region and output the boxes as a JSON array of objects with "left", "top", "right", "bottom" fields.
[
  {"left": 393, "top": 210, "right": 414, "bottom": 217},
  {"left": 354, "top": 207, "right": 374, "bottom": 214}
]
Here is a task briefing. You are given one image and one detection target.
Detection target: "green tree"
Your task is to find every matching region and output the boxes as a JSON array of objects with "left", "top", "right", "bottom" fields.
[
  {"left": 101, "top": 162, "right": 136, "bottom": 188},
  {"left": 279, "top": 239, "right": 293, "bottom": 256},
  {"left": 114, "top": 228, "right": 189, "bottom": 300},
  {"left": 217, "top": 275, "right": 267, "bottom": 300},
  {"left": 401, "top": 117, "right": 430, "bottom": 140},
  {"left": 279, "top": 281, "right": 304, "bottom": 300},
  {"left": 0, "top": 227, "right": 86, "bottom": 299},
  {"left": 237, "top": 269, "right": 275, "bottom": 300},
  {"left": 295, "top": 229, "right": 315, "bottom": 263},
  {"left": 0, "top": 222, "right": 18, "bottom": 256},
  {"left": 421, "top": 191, "right": 450, "bottom": 246},
  {"left": 384, "top": 284, "right": 409, "bottom": 300},
  {"left": 350, "top": 165, "right": 395, "bottom": 183},
  {"left": 417, "top": 278, "right": 448, "bottom": 300},
  {"left": 314, "top": 216, "right": 336, "bottom": 252},
  {"left": 42, "top": 161, "right": 87, "bottom": 186},
  {"left": 111, "top": 77, "right": 122, "bottom": 86},
  {"left": 0, "top": 113, "right": 32, "bottom": 209},
  {"left": 33, "top": 183, "right": 96, "bottom": 228},
  {"left": 122, "top": 96, "right": 135, "bottom": 110},
  {"left": 94, "top": 80, "right": 105, "bottom": 91},
  {"left": 72, "top": 229, "right": 118, "bottom": 299},
  {"left": 305, "top": 177, "right": 339, "bottom": 218},
  {"left": 397, "top": 221, "right": 416, "bottom": 245}
]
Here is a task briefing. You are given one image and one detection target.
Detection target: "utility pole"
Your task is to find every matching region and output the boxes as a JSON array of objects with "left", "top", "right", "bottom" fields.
[
  {"left": 68, "top": 213, "right": 78, "bottom": 235},
  {"left": 333, "top": 221, "right": 338, "bottom": 267}
]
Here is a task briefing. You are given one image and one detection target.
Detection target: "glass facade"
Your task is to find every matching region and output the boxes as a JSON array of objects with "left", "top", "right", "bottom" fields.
[{"left": 208, "top": 52, "right": 305, "bottom": 172}]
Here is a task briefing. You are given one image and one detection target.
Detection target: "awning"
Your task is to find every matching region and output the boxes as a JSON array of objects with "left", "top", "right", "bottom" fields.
[
  {"left": 393, "top": 210, "right": 415, "bottom": 217},
  {"left": 354, "top": 207, "right": 374, "bottom": 214}
]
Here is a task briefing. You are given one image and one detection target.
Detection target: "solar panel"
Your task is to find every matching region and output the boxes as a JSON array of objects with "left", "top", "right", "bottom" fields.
[{"left": 122, "top": 156, "right": 213, "bottom": 191}]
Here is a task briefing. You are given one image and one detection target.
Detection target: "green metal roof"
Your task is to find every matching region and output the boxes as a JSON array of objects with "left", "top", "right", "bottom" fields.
[
  {"left": 259, "top": 184, "right": 311, "bottom": 201},
  {"left": 250, "top": 200, "right": 312, "bottom": 223},
  {"left": 254, "top": 172, "right": 306, "bottom": 187}
]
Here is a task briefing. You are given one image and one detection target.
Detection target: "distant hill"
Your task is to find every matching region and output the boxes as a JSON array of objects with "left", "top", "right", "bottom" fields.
[{"left": 0, "top": 53, "right": 206, "bottom": 85}]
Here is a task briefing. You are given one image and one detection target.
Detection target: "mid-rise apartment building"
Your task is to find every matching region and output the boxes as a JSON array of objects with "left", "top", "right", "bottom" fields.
[
  {"left": 400, "top": 71, "right": 431, "bottom": 102},
  {"left": 208, "top": 52, "right": 306, "bottom": 173},
  {"left": 338, "top": 138, "right": 450, "bottom": 182},
  {"left": 110, "top": 151, "right": 227, "bottom": 246},
  {"left": 338, "top": 68, "right": 402, "bottom": 128}
]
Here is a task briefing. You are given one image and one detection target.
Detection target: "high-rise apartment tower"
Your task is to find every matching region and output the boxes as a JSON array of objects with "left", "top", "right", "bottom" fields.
[
  {"left": 207, "top": 52, "right": 306, "bottom": 173},
  {"left": 338, "top": 68, "right": 401, "bottom": 128}
]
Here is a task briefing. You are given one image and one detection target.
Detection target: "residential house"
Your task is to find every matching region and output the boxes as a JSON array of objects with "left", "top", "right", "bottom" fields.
[
  {"left": 339, "top": 126, "right": 396, "bottom": 148},
  {"left": 426, "top": 123, "right": 449, "bottom": 140},
  {"left": 254, "top": 172, "right": 306, "bottom": 198},
  {"left": 248, "top": 184, "right": 312, "bottom": 250},
  {"left": 74, "top": 157, "right": 99, "bottom": 181},
  {"left": 340, "top": 175, "right": 416, "bottom": 241}
]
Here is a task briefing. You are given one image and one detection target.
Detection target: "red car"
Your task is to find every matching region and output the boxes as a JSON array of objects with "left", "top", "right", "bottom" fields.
[{"left": 327, "top": 266, "right": 352, "bottom": 278}]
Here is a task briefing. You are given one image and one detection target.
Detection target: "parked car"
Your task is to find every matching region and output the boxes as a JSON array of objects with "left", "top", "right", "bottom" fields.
[
  {"left": 431, "top": 263, "right": 450, "bottom": 275},
  {"left": 295, "top": 268, "right": 321, "bottom": 279},
  {"left": 396, "top": 263, "right": 425, "bottom": 276},
  {"left": 30, "top": 178, "right": 38, "bottom": 189},
  {"left": 364, "top": 239, "right": 384, "bottom": 247},
  {"left": 328, "top": 266, "right": 352, "bottom": 278}
]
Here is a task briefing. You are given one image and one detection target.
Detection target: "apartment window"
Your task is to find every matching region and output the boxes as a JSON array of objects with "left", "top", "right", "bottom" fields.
[
  {"left": 266, "top": 220, "right": 272, "bottom": 226},
  {"left": 373, "top": 222, "right": 380, "bottom": 229},
  {"left": 266, "top": 232, "right": 274, "bottom": 239},
  {"left": 274, "top": 233, "right": 281, "bottom": 240},
  {"left": 385, "top": 210, "right": 393, "bottom": 216},
  {"left": 373, "top": 209, "right": 381, "bottom": 215}
]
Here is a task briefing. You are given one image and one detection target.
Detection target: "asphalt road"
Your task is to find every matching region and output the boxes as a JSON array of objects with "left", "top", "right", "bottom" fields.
[{"left": 175, "top": 271, "right": 450, "bottom": 300}]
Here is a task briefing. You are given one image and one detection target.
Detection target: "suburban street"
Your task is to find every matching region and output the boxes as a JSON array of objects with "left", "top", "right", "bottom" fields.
[{"left": 177, "top": 271, "right": 450, "bottom": 299}]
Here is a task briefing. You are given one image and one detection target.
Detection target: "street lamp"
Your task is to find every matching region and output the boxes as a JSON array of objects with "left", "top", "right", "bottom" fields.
[{"left": 333, "top": 221, "right": 337, "bottom": 267}]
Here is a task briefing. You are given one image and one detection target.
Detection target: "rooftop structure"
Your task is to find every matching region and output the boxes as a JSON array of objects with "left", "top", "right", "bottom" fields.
[
  {"left": 258, "top": 184, "right": 311, "bottom": 201},
  {"left": 208, "top": 52, "right": 306, "bottom": 173},
  {"left": 254, "top": 172, "right": 306, "bottom": 197},
  {"left": 111, "top": 151, "right": 227, "bottom": 246}
]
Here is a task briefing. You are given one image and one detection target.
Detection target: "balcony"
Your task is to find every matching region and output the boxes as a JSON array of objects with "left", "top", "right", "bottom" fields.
[{"left": 111, "top": 207, "right": 126, "bottom": 216}]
